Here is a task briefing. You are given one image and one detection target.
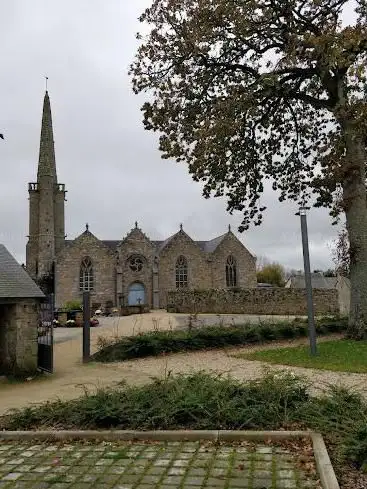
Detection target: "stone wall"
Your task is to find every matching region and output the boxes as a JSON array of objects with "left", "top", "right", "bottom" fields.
[
  {"left": 0, "top": 300, "right": 38, "bottom": 375},
  {"left": 167, "top": 288, "right": 340, "bottom": 315}
]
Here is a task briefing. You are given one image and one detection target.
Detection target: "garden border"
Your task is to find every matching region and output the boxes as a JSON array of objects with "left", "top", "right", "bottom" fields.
[{"left": 0, "top": 430, "right": 339, "bottom": 489}]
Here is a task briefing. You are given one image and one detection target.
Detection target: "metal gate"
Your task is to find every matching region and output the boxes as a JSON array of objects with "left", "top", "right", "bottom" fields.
[{"left": 37, "top": 294, "right": 54, "bottom": 373}]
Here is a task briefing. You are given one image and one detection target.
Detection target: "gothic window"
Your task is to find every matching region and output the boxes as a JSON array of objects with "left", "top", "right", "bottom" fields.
[
  {"left": 176, "top": 256, "right": 188, "bottom": 289},
  {"left": 226, "top": 255, "right": 237, "bottom": 287},
  {"left": 79, "top": 257, "right": 94, "bottom": 291},
  {"left": 129, "top": 255, "right": 144, "bottom": 272}
]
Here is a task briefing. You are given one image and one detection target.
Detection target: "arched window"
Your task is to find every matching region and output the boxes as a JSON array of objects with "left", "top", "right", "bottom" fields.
[
  {"left": 226, "top": 255, "right": 237, "bottom": 287},
  {"left": 79, "top": 257, "right": 94, "bottom": 291},
  {"left": 176, "top": 256, "right": 188, "bottom": 289}
]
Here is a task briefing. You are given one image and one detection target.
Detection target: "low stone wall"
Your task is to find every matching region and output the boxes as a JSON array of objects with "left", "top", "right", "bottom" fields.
[{"left": 167, "top": 288, "right": 339, "bottom": 316}]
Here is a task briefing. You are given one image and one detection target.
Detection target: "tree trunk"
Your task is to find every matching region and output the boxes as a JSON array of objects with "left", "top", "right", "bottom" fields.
[{"left": 342, "top": 125, "right": 367, "bottom": 339}]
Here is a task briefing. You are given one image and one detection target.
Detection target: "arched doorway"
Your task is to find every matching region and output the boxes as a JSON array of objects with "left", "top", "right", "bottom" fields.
[{"left": 128, "top": 282, "right": 146, "bottom": 306}]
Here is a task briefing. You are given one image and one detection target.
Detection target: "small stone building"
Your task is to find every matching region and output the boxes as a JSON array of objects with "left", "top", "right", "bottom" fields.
[
  {"left": 285, "top": 272, "right": 350, "bottom": 316},
  {"left": 25, "top": 91, "right": 257, "bottom": 310},
  {"left": 0, "top": 244, "right": 44, "bottom": 375}
]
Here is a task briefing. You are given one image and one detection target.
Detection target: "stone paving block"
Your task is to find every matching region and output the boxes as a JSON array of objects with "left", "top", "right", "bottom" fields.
[
  {"left": 79, "top": 474, "right": 99, "bottom": 483},
  {"left": 186, "top": 468, "right": 206, "bottom": 476},
  {"left": 206, "top": 477, "right": 228, "bottom": 486},
  {"left": 276, "top": 480, "right": 297, "bottom": 489},
  {"left": 278, "top": 469, "right": 296, "bottom": 479},
  {"left": 146, "top": 465, "right": 167, "bottom": 474},
  {"left": 184, "top": 476, "right": 205, "bottom": 486},
  {"left": 2, "top": 473, "right": 22, "bottom": 481},
  {"left": 172, "top": 459, "right": 190, "bottom": 467},
  {"left": 140, "top": 474, "right": 163, "bottom": 484},
  {"left": 210, "top": 468, "right": 227, "bottom": 477},
  {"left": 252, "top": 478, "right": 274, "bottom": 488},
  {"left": 257, "top": 446, "right": 273, "bottom": 454},
  {"left": 161, "top": 475, "right": 185, "bottom": 485},
  {"left": 168, "top": 466, "right": 186, "bottom": 475},
  {"left": 110, "top": 465, "right": 127, "bottom": 474}
]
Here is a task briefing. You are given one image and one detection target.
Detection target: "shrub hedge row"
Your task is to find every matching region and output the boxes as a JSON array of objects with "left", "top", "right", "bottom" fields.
[
  {"left": 93, "top": 316, "right": 348, "bottom": 363},
  {"left": 1, "top": 371, "right": 366, "bottom": 476}
]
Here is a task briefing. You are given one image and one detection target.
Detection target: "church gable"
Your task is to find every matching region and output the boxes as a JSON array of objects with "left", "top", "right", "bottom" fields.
[
  {"left": 210, "top": 230, "right": 256, "bottom": 288},
  {"left": 117, "top": 223, "right": 155, "bottom": 262},
  {"left": 158, "top": 227, "right": 210, "bottom": 307},
  {"left": 55, "top": 225, "right": 115, "bottom": 308},
  {"left": 158, "top": 227, "right": 202, "bottom": 257},
  {"left": 212, "top": 230, "right": 255, "bottom": 260}
]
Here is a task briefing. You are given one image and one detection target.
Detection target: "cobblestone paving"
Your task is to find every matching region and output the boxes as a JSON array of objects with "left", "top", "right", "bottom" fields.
[{"left": 0, "top": 441, "right": 320, "bottom": 489}]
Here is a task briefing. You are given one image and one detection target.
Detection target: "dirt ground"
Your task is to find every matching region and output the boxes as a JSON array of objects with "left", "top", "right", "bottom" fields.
[{"left": 0, "top": 312, "right": 366, "bottom": 415}]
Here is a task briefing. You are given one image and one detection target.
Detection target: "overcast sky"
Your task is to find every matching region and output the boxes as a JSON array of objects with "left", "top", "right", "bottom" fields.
[{"left": 0, "top": 0, "right": 353, "bottom": 271}]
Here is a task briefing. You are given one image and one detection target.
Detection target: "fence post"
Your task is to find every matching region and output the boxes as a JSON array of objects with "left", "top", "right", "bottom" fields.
[{"left": 83, "top": 291, "right": 91, "bottom": 363}]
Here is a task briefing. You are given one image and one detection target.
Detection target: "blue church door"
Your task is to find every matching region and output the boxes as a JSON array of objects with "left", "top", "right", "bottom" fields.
[{"left": 128, "top": 283, "right": 146, "bottom": 306}]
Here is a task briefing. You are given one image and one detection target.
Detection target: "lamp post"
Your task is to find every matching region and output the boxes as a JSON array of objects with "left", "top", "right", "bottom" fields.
[
  {"left": 296, "top": 207, "right": 317, "bottom": 356},
  {"left": 82, "top": 291, "right": 91, "bottom": 363}
]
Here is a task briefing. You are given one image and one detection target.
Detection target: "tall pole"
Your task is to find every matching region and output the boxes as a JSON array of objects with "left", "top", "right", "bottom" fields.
[
  {"left": 82, "top": 291, "right": 91, "bottom": 363},
  {"left": 299, "top": 207, "right": 317, "bottom": 356}
]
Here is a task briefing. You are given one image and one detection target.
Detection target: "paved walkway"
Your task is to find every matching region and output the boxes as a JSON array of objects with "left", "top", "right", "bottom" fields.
[{"left": 0, "top": 440, "right": 319, "bottom": 488}]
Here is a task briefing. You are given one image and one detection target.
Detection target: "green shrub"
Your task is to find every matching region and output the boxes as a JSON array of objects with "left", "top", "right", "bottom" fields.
[
  {"left": 344, "top": 424, "right": 367, "bottom": 471},
  {"left": 93, "top": 316, "right": 347, "bottom": 363},
  {"left": 62, "top": 300, "right": 82, "bottom": 312},
  {"left": 1, "top": 370, "right": 366, "bottom": 472}
]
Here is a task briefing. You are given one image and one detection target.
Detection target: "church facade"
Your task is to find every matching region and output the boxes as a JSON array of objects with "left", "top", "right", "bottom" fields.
[{"left": 26, "top": 92, "right": 257, "bottom": 310}]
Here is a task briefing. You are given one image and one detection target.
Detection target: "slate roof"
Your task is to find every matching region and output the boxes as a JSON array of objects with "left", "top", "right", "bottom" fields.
[
  {"left": 65, "top": 232, "right": 238, "bottom": 254},
  {"left": 0, "top": 244, "right": 44, "bottom": 299},
  {"left": 288, "top": 274, "right": 338, "bottom": 289}
]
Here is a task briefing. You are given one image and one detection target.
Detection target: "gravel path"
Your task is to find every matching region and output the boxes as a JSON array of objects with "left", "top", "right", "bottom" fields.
[
  {"left": 0, "top": 311, "right": 366, "bottom": 415},
  {"left": 100, "top": 335, "right": 367, "bottom": 396}
]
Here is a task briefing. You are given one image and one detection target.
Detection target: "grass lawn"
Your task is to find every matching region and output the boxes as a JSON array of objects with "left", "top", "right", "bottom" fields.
[{"left": 236, "top": 339, "right": 367, "bottom": 373}]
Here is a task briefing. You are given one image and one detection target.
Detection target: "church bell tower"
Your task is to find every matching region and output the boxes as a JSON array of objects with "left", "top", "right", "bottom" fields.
[{"left": 26, "top": 91, "right": 66, "bottom": 290}]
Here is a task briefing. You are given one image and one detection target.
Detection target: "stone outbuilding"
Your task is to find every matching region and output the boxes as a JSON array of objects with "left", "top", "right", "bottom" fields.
[
  {"left": 285, "top": 272, "right": 350, "bottom": 316},
  {"left": 0, "top": 244, "right": 44, "bottom": 375}
]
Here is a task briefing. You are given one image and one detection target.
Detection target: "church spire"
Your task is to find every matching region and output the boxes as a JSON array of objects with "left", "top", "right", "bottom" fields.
[{"left": 37, "top": 90, "right": 57, "bottom": 182}]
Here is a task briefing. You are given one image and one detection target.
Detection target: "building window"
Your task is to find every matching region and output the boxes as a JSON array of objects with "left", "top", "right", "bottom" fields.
[
  {"left": 79, "top": 257, "right": 94, "bottom": 291},
  {"left": 226, "top": 255, "right": 237, "bottom": 287},
  {"left": 129, "top": 255, "right": 144, "bottom": 272},
  {"left": 176, "top": 256, "right": 188, "bottom": 289}
]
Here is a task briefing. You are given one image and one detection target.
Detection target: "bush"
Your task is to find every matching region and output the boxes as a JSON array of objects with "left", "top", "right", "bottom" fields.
[
  {"left": 0, "top": 371, "right": 309, "bottom": 431},
  {"left": 62, "top": 300, "right": 82, "bottom": 312},
  {"left": 345, "top": 424, "right": 367, "bottom": 471},
  {"left": 92, "top": 316, "right": 348, "bottom": 363},
  {"left": 1, "top": 370, "right": 366, "bottom": 472}
]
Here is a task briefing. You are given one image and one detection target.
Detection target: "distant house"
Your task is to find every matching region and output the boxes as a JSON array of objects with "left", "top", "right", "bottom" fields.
[
  {"left": 285, "top": 272, "right": 350, "bottom": 316},
  {"left": 0, "top": 244, "right": 44, "bottom": 375}
]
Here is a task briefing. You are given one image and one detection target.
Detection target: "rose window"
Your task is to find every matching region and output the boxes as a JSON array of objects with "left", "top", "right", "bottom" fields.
[{"left": 129, "top": 256, "right": 144, "bottom": 272}]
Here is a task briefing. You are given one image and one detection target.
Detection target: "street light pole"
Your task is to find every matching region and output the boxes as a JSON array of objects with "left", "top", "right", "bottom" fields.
[{"left": 298, "top": 207, "right": 317, "bottom": 356}]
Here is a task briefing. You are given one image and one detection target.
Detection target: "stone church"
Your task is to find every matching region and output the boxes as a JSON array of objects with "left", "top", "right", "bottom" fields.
[{"left": 26, "top": 92, "right": 257, "bottom": 309}]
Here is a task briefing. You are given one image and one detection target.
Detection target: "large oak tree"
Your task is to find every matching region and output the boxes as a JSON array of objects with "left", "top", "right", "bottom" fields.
[{"left": 131, "top": 0, "right": 367, "bottom": 338}]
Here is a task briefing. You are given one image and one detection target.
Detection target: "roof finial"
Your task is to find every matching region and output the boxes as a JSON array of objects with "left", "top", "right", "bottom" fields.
[
  {"left": 86, "top": 223, "right": 89, "bottom": 232},
  {"left": 45, "top": 76, "right": 48, "bottom": 92},
  {"left": 135, "top": 221, "right": 138, "bottom": 229},
  {"left": 180, "top": 223, "right": 183, "bottom": 231},
  {"left": 228, "top": 224, "right": 231, "bottom": 233}
]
